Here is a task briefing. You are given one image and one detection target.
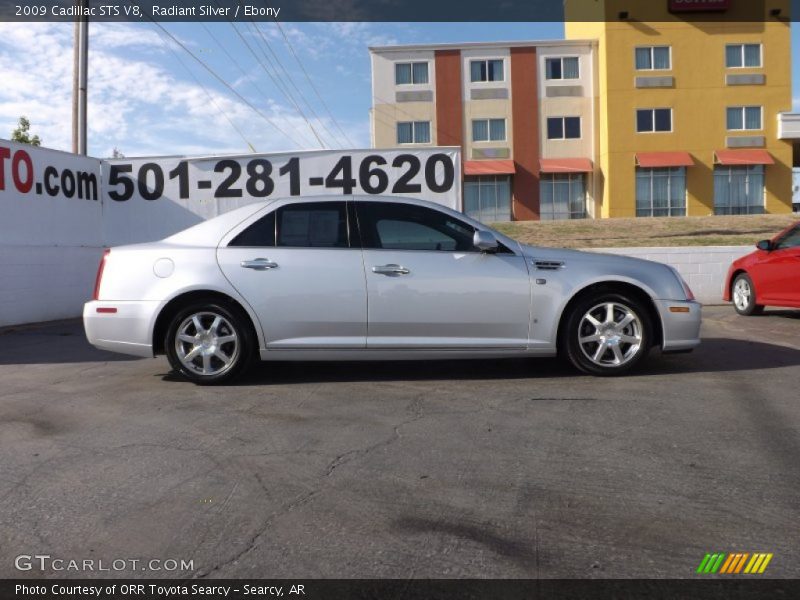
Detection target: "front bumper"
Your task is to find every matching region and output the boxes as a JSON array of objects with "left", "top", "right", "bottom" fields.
[
  {"left": 656, "top": 299, "right": 702, "bottom": 352},
  {"left": 83, "top": 300, "right": 160, "bottom": 358}
]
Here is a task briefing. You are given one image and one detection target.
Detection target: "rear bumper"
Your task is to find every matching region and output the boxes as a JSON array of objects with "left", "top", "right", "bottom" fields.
[
  {"left": 656, "top": 299, "right": 702, "bottom": 352},
  {"left": 83, "top": 300, "right": 159, "bottom": 358}
]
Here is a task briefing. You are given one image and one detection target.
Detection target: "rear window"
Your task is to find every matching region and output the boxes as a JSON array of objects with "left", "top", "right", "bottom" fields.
[
  {"left": 228, "top": 211, "right": 275, "bottom": 247},
  {"left": 276, "top": 202, "right": 349, "bottom": 248}
]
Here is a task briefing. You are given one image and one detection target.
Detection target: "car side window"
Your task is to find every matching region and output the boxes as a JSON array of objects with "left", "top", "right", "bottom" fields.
[
  {"left": 276, "top": 202, "right": 349, "bottom": 248},
  {"left": 228, "top": 211, "right": 276, "bottom": 247},
  {"left": 357, "top": 202, "right": 476, "bottom": 252},
  {"left": 775, "top": 225, "right": 800, "bottom": 250}
]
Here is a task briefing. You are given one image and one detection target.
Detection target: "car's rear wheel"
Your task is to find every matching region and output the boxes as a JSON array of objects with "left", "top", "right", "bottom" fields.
[
  {"left": 732, "top": 273, "right": 763, "bottom": 316},
  {"left": 165, "top": 301, "right": 254, "bottom": 384},
  {"left": 562, "top": 293, "right": 653, "bottom": 376}
]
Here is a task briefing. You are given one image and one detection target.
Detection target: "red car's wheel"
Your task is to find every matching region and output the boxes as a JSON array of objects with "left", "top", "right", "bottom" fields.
[{"left": 732, "top": 273, "right": 764, "bottom": 316}]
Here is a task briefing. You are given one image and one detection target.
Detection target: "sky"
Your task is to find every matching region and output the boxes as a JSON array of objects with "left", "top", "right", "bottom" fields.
[{"left": 0, "top": 21, "right": 798, "bottom": 159}]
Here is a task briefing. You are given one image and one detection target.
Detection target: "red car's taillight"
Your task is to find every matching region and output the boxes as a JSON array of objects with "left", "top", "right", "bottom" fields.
[{"left": 93, "top": 249, "right": 110, "bottom": 301}]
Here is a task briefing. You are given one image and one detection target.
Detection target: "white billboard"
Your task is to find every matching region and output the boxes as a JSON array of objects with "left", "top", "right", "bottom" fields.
[
  {"left": 0, "top": 139, "right": 102, "bottom": 246},
  {"left": 0, "top": 140, "right": 103, "bottom": 326},
  {"left": 102, "top": 147, "right": 461, "bottom": 245}
]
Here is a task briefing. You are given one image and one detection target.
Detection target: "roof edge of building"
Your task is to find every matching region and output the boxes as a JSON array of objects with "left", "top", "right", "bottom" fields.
[{"left": 369, "top": 39, "right": 598, "bottom": 53}]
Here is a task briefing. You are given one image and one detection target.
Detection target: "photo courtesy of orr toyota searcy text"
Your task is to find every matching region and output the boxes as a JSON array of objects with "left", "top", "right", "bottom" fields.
[{"left": 14, "top": 584, "right": 292, "bottom": 597}]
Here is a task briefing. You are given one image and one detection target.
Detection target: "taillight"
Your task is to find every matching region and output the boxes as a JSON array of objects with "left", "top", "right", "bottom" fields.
[{"left": 93, "top": 249, "right": 110, "bottom": 301}]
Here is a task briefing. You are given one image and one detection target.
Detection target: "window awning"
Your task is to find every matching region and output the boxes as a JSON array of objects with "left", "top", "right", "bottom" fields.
[
  {"left": 539, "top": 158, "right": 593, "bottom": 173},
  {"left": 464, "top": 160, "right": 516, "bottom": 176},
  {"left": 635, "top": 152, "right": 694, "bottom": 168},
  {"left": 714, "top": 149, "right": 775, "bottom": 165}
]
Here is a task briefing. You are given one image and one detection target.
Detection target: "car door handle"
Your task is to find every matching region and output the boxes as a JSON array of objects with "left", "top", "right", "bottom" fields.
[
  {"left": 372, "top": 264, "right": 410, "bottom": 276},
  {"left": 240, "top": 258, "right": 278, "bottom": 270}
]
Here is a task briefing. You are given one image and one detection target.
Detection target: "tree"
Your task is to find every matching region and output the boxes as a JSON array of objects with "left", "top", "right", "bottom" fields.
[{"left": 11, "top": 116, "right": 41, "bottom": 146}]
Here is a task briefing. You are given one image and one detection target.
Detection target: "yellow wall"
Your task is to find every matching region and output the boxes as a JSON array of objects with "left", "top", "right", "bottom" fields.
[{"left": 567, "top": 1, "right": 793, "bottom": 217}]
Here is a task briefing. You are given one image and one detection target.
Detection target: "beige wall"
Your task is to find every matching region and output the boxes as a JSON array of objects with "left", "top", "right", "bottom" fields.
[
  {"left": 460, "top": 48, "right": 512, "bottom": 160},
  {"left": 371, "top": 49, "right": 437, "bottom": 148}
]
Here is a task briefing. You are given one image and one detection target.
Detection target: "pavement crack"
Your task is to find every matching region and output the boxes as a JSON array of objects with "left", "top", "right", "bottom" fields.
[
  {"left": 193, "top": 487, "right": 321, "bottom": 579},
  {"left": 324, "top": 395, "right": 426, "bottom": 478}
]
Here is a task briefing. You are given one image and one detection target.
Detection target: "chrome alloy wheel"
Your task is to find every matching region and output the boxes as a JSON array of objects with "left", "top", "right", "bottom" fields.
[
  {"left": 577, "top": 302, "right": 643, "bottom": 367},
  {"left": 733, "top": 278, "right": 752, "bottom": 312},
  {"left": 174, "top": 312, "right": 240, "bottom": 376}
]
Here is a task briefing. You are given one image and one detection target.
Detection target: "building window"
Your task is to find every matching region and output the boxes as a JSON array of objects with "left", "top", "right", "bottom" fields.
[
  {"left": 395, "top": 62, "right": 429, "bottom": 85},
  {"left": 540, "top": 174, "right": 587, "bottom": 220},
  {"left": 635, "top": 167, "right": 686, "bottom": 217},
  {"left": 470, "top": 59, "right": 504, "bottom": 82},
  {"left": 545, "top": 57, "right": 580, "bottom": 80},
  {"left": 464, "top": 176, "right": 511, "bottom": 222},
  {"left": 396, "top": 121, "right": 431, "bottom": 144},
  {"left": 635, "top": 46, "right": 671, "bottom": 70},
  {"left": 725, "top": 44, "right": 762, "bottom": 68},
  {"left": 636, "top": 108, "right": 672, "bottom": 133},
  {"left": 547, "top": 117, "right": 581, "bottom": 140},
  {"left": 472, "top": 118, "right": 506, "bottom": 142},
  {"left": 726, "top": 106, "right": 762, "bottom": 131},
  {"left": 714, "top": 165, "right": 765, "bottom": 215}
]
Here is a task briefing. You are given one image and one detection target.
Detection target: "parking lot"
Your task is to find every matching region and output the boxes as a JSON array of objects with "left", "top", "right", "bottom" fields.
[{"left": 1, "top": 306, "right": 799, "bottom": 579}]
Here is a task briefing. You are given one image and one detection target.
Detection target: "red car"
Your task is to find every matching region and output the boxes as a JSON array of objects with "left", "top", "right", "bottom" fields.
[{"left": 724, "top": 221, "right": 800, "bottom": 315}]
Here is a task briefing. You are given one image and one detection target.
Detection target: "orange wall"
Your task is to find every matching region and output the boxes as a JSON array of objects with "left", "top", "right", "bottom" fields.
[{"left": 510, "top": 47, "right": 541, "bottom": 220}]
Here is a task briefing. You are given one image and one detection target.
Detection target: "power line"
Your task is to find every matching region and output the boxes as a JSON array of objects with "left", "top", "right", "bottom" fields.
[
  {"left": 230, "top": 21, "right": 326, "bottom": 148},
  {"left": 204, "top": 0, "right": 323, "bottom": 148},
  {"left": 247, "top": 20, "right": 342, "bottom": 149},
  {"left": 150, "top": 22, "right": 307, "bottom": 149},
  {"left": 199, "top": 22, "right": 318, "bottom": 149},
  {"left": 153, "top": 25, "right": 258, "bottom": 153},
  {"left": 272, "top": 20, "right": 357, "bottom": 148}
]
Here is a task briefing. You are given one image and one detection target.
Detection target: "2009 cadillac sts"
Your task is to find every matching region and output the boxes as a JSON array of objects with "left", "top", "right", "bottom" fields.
[{"left": 83, "top": 196, "right": 701, "bottom": 384}]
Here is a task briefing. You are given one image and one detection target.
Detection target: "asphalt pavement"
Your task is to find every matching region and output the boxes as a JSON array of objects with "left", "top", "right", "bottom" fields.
[{"left": 1, "top": 306, "right": 799, "bottom": 579}]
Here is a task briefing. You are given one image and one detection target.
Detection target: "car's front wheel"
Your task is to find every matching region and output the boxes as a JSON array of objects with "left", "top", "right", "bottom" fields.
[
  {"left": 562, "top": 293, "right": 653, "bottom": 376},
  {"left": 731, "top": 273, "right": 763, "bottom": 316},
  {"left": 165, "top": 301, "right": 254, "bottom": 384}
]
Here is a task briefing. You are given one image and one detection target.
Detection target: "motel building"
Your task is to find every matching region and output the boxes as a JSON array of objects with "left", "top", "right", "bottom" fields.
[{"left": 369, "top": 0, "right": 800, "bottom": 221}]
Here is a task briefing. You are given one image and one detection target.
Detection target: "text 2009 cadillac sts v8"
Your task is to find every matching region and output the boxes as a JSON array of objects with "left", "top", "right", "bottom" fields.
[{"left": 84, "top": 196, "right": 701, "bottom": 384}]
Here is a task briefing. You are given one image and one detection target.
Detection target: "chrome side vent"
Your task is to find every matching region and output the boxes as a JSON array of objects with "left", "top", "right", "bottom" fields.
[{"left": 533, "top": 259, "right": 565, "bottom": 271}]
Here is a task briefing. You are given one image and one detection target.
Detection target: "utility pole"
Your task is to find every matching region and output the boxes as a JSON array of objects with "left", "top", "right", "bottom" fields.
[{"left": 72, "top": 0, "right": 88, "bottom": 155}]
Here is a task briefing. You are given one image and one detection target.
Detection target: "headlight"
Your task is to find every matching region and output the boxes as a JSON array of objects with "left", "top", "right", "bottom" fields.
[{"left": 670, "top": 267, "right": 695, "bottom": 301}]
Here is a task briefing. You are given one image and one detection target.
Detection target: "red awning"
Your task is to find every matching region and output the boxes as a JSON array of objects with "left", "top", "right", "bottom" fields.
[
  {"left": 714, "top": 149, "right": 775, "bottom": 166},
  {"left": 539, "top": 158, "right": 593, "bottom": 173},
  {"left": 636, "top": 152, "right": 694, "bottom": 168},
  {"left": 464, "top": 160, "right": 516, "bottom": 176}
]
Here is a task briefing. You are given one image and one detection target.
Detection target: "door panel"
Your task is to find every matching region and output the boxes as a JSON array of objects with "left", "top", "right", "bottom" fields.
[
  {"left": 754, "top": 248, "right": 800, "bottom": 305},
  {"left": 217, "top": 201, "right": 367, "bottom": 348},
  {"left": 753, "top": 225, "right": 800, "bottom": 305},
  {"left": 355, "top": 200, "right": 531, "bottom": 348},
  {"left": 363, "top": 250, "right": 531, "bottom": 347}
]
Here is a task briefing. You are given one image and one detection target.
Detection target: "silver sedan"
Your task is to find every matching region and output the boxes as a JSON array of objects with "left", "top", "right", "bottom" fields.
[{"left": 83, "top": 195, "right": 701, "bottom": 384}]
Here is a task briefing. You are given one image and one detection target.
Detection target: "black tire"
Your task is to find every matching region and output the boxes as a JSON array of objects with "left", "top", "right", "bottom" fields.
[
  {"left": 164, "top": 300, "right": 254, "bottom": 384},
  {"left": 561, "top": 292, "right": 653, "bottom": 376},
  {"left": 731, "top": 273, "right": 764, "bottom": 316}
]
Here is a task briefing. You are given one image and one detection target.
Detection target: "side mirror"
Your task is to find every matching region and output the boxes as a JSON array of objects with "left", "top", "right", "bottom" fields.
[
  {"left": 473, "top": 230, "right": 499, "bottom": 253},
  {"left": 756, "top": 240, "right": 772, "bottom": 252}
]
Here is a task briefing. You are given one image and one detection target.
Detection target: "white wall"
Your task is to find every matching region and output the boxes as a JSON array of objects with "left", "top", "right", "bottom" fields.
[
  {"left": 0, "top": 140, "right": 103, "bottom": 327},
  {"left": 0, "top": 246, "right": 102, "bottom": 326},
  {"left": 588, "top": 246, "right": 753, "bottom": 304}
]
